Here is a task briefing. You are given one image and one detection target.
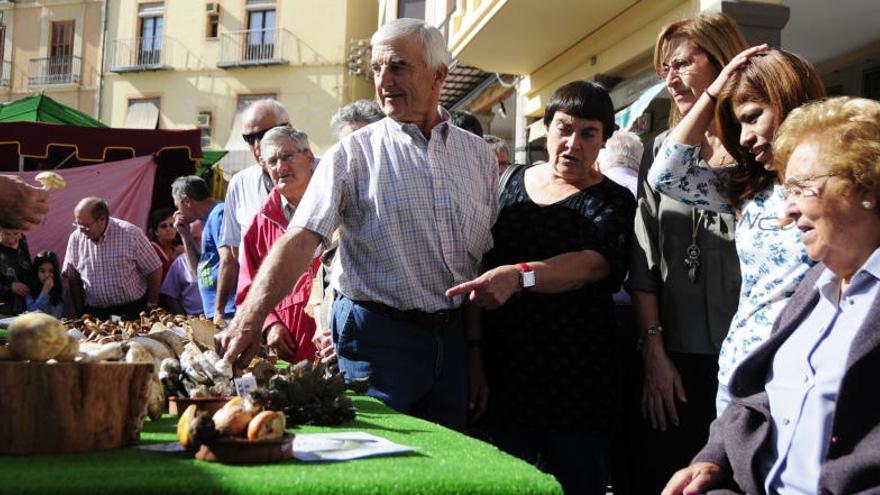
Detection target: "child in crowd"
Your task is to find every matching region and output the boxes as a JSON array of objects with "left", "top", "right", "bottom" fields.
[{"left": 26, "top": 251, "right": 65, "bottom": 318}]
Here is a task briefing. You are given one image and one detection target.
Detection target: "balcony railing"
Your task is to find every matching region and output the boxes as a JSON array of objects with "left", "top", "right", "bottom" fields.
[
  {"left": 108, "top": 37, "right": 173, "bottom": 73},
  {"left": 28, "top": 55, "right": 81, "bottom": 86},
  {"left": 0, "top": 60, "right": 10, "bottom": 87},
  {"left": 218, "top": 28, "right": 290, "bottom": 68}
]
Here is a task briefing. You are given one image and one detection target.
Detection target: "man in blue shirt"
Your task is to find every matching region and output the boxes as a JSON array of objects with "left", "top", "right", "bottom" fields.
[{"left": 171, "top": 176, "right": 236, "bottom": 320}]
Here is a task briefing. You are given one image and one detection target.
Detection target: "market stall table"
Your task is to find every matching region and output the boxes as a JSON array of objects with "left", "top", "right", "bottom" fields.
[{"left": 0, "top": 395, "right": 562, "bottom": 494}]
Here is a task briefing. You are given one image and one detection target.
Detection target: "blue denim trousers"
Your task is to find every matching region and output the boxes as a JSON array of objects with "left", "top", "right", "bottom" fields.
[{"left": 331, "top": 295, "right": 467, "bottom": 431}]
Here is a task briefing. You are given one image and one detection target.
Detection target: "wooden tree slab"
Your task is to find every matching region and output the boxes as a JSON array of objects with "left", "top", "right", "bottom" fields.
[{"left": 0, "top": 361, "right": 153, "bottom": 455}]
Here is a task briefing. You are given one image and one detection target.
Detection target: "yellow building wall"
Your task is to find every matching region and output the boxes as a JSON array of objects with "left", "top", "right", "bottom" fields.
[
  {"left": 101, "top": 0, "right": 377, "bottom": 155},
  {"left": 515, "top": 0, "right": 785, "bottom": 117},
  {"left": 520, "top": 0, "right": 691, "bottom": 118},
  {"left": 0, "top": 0, "right": 102, "bottom": 115}
]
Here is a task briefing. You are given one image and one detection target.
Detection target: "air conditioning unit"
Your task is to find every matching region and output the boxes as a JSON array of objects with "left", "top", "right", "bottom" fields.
[
  {"left": 206, "top": 3, "right": 219, "bottom": 15},
  {"left": 196, "top": 113, "right": 211, "bottom": 127}
]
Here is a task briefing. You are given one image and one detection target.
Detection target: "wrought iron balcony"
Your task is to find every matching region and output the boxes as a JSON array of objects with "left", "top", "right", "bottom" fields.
[
  {"left": 28, "top": 55, "right": 81, "bottom": 86},
  {"left": 217, "top": 28, "right": 290, "bottom": 68},
  {"left": 0, "top": 60, "right": 10, "bottom": 87},
  {"left": 108, "top": 37, "right": 173, "bottom": 73}
]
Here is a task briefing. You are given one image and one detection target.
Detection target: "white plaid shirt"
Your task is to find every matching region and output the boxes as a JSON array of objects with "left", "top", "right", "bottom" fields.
[
  {"left": 291, "top": 109, "right": 498, "bottom": 311},
  {"left": 63, "top": 217, "right": 162, "bottom": 308}
]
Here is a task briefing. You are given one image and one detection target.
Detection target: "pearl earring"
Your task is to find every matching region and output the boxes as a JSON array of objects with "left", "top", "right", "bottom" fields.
[{"left": 862, "top": 200, "right": 874, "bottom": 210}]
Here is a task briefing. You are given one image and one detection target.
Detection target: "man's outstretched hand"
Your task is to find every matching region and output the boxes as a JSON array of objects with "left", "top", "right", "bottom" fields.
[
  {"left": 216, "top": 313, "right": 263, "bottom": 370},
  {"left": 0, "top": 175, "right": 49, "bottom": 230}
]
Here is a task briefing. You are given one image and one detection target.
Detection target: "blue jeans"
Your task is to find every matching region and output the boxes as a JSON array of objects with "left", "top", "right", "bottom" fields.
[{"left": 331, "top": 295, "right": 467, "bottom": 431}]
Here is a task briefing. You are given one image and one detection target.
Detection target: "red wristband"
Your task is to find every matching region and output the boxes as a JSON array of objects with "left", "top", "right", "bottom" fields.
[{"left": 516, "top": 262, "right": 532, "bottom": 272}]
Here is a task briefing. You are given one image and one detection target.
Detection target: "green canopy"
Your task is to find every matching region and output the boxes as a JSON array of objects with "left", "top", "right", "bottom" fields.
[{"left": 0, "top": 94, "right": 107, "bottom": 127}]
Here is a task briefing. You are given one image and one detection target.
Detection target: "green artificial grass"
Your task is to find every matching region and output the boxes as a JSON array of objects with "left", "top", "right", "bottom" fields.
[{"left": 0, "top": 395, "right": 561, "bottom": 495}]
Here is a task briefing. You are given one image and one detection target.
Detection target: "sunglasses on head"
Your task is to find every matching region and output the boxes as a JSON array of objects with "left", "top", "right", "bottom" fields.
[{"left": 242, "top": 123, "right": 290, "bottom": 145}]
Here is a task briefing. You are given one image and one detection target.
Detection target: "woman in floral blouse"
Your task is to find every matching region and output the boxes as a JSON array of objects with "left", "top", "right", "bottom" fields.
[{"left": 648, "top": 47, "right": 826, "bottom": 413}]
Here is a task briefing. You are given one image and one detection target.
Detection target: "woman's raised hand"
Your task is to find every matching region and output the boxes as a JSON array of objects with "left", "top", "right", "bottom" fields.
[{"left": 706, "top": 44, "right": 770, "bottom": 99}]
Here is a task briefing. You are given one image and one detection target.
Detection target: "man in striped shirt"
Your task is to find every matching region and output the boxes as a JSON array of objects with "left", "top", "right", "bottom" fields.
[
  {"left": 221, "top": 18, "right": 498, "bottom": 431},
  {"left": 64, "top": 197, "right": 162, "bottom": 320}
]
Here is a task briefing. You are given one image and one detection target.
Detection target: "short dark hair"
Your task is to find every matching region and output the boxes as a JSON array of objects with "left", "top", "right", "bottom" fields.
[
  {"left": 543, "top": 80, "right": 615, "bottom": 140},
  {"left": 171, "top": 176, "right": 211, "bottom": 203},
  {"left": 147, "top": 207, "right": 176, "bottom": 242},
  {"left": 451, "top": 110, "right": 484, "bottom": 137}
]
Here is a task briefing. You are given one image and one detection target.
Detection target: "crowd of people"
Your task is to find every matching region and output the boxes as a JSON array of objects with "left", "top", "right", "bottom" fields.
[{"left": 2, "top": 13, "right": 880, "bottom": 495}]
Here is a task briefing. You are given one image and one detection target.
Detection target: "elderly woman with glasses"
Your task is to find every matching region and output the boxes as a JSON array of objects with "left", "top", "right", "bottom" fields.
[
  {"left": 0, "top": 227, "right": 31, "bottom": 314},
  {"left": 664, "top": 96, "right": 880, "bottom": 495}
]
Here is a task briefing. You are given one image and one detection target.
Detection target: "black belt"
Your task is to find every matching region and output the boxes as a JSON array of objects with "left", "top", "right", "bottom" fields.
[{"left": 354, "top": 299, "right": 464, "bottom": 326}]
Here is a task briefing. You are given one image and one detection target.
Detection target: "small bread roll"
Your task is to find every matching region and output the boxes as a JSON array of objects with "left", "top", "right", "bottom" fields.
[
  {"left": 247, "top": 411, "right": 286, "bottom": 441},
  {"left": 212, "top": 397, "right": 254, "bottom": 437}
]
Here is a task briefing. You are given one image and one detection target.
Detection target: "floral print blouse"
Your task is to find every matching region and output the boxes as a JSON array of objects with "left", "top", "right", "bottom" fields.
[{"left": 648, "top": 140, "right": 814, "bottom": 385}]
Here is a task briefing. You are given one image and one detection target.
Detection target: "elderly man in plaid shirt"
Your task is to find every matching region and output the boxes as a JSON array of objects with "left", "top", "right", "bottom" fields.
[
  {"left": 64, "top": 197, "right": 162, "bottom": 320},
  {"left": 221, "top": 18, "right": 498, "bottom": 431}
]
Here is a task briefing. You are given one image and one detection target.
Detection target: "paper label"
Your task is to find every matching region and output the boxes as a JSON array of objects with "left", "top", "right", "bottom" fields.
[{"left": 234, "top": 374, "right": 258, "bottom": 398}]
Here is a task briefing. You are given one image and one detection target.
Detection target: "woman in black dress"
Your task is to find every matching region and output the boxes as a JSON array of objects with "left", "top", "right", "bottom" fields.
[{"left": 447, "top": 80, "right": 636, "bottom": 494}]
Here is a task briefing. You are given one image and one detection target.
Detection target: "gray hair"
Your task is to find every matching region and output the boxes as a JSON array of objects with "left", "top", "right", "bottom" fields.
[
  {"left": 371, "top": 18, "right": 448, "bottom": 70},
  {"left": 483, "top": 135, "right": 509, "bottom": 156},
  {"left": 330, "top": 100, "right": 384, "bottom": 136},
  {"left": 243, "top": 98, "right": 290, "bottom": 126},
  {"left": 259, "top": 127, "right": 310, "bottom": 157},
  {"left": 600, "top": 130, "right": 644, "bottom": 172},
  {"left": 171, "top": 175, "right": 211, "bottom": 203}
]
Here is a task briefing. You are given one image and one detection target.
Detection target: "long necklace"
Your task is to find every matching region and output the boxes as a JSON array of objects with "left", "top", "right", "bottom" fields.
[{"left": 685, "top": 208, "right": 705, "bottom": 283}]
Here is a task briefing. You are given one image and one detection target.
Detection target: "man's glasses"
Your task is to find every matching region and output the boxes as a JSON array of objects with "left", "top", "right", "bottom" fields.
[
  {"left": 657, "top": 51, "right": 707, "bottom": 80},
  {"left": 782, "top": 173, "right": 838, "bottom": 200},
  {"left": 72, "top": 218, "right": 103, "bottom": 232},
  {"left": 242, "top": 123, "right": 290, "bottom": 145},
  {"left": 265, "top": 149, "right": 308, "bottom": 168}
]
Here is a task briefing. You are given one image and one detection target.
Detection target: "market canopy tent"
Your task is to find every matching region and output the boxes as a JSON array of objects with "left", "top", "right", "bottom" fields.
[
  {"left": 17, "top": 156, "right": 158, "bottom": 264},
  {"left": 0, "top": 94, "right": 107, "bottom": 128},
  {"left": 0, "top": 120, "right": 202, "bottom": 210}
]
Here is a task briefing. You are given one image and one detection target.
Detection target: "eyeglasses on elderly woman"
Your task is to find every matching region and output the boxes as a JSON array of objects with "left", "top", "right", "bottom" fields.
[{"left": 781, "top": 173, "right": 838, "bottom": 200}]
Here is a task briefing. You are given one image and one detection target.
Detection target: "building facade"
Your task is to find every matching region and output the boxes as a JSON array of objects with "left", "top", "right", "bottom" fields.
[
  {"left": 0, "top": 0, "right": 104, "bottom": 115},
  {"left": 401, "top": 0, "right": 880, "bottom": 164},
  {"left": 101, "top": 0, "right": 378, "bottom": 161}
]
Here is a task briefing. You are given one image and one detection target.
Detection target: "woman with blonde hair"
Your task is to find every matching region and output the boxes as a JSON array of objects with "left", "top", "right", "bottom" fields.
[
  {"left": 664, "top": 95, "right": 880, "bottom": 495},
  {"left": 648, "top": 47, "right": 826, "bottom": 414},
  {"left": 624, "top": 12, "right": 746, "bottom": 494}
]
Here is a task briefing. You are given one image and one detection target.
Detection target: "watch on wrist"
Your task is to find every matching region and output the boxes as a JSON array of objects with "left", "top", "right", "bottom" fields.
[
  {"left": 516, "top": 262, "right": 536, "bottom": 290},
  {"left": 646, "top": 324, "right": 664, "bottom": 336},
  {"left": 636, "top": 325, "right": 664, "bottom": 352}
]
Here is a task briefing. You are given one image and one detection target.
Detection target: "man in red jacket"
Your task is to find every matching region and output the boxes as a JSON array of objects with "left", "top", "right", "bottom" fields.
[{"left": 237, "top": 126, "right": 318, "bottom": 363}]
